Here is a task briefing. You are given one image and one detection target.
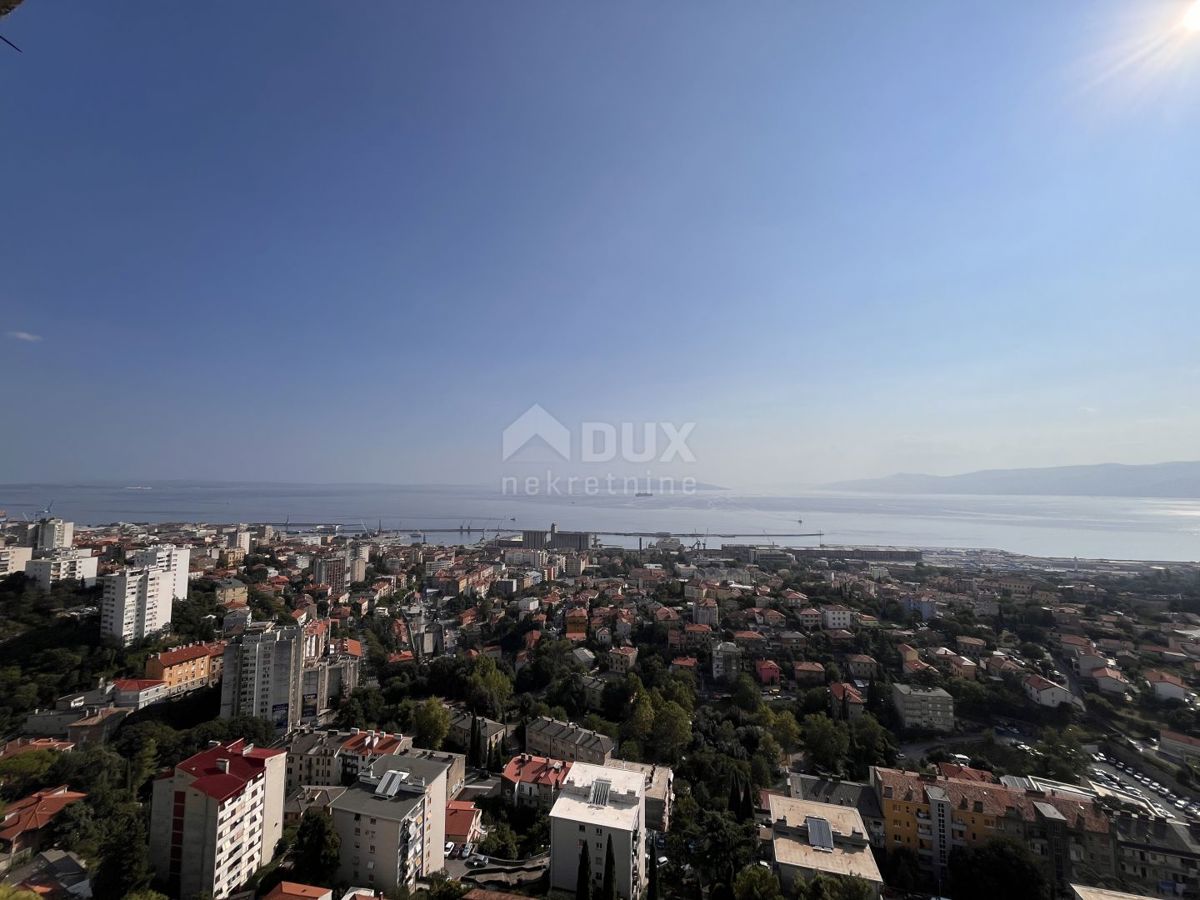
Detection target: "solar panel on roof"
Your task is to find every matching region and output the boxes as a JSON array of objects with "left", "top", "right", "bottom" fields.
[
  {"left": 806, "top": 815, "right": 834, "bottom": 851},
  {"left": 590, "top": 778, "right": 612, "bottom": 806}
]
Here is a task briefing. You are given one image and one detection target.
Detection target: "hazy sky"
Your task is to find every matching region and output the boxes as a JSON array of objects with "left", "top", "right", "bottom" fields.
[{"left": 3, "top": 1, "right": 1199, "bottom": 489}]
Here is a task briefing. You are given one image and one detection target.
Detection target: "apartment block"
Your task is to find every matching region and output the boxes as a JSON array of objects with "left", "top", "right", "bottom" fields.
[
  {"left": 220, "top": 624, "right": 304, "bottom": 734},
  {"left": 145, "top": 642, "right": 227, "bottom": 697},
  {"left": 525, "top": 716, "right": 614, "bottom": 765},
  {"left": 765, "top": 795, "right": 882, "bottom": 897},
  {"left": 549, "top": 762, "right": 647, "bottom": 900},
  {"left": 26, "top": 549, "right": 98, "bottom": 591},
  {"left": 328, "top": 755, "right": 450, "bottom": 892},
  {"left": 891, "top": 683, "right": 955, "bottom": 732},
  {"left": 132, "top": 543, "right": 191, "bottom": 600},
  {"left": 149, "top": 739, "right": 286, "bottom": 900},
  {"left": 0, "top": 545, "right": 33, "bottom": 577},
  {"left": 101, "top": 565, "right": 172, "bottom": 645}
]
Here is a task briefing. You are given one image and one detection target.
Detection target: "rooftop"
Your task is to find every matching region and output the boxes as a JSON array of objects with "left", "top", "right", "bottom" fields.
[{"left": 766, "top": 795, "right": 882, "bottom": 884}]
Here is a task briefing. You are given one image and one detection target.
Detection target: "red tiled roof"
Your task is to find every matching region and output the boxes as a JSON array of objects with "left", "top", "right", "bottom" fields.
[
  {"left": 340, "top": 731, "right": 406, "bottom": 757},
  {"left": 153, "top": 641, "right": 225, "bottom": 667},
  {"left": 0, "top": 786, "right": 87, "bottom": 842},
  {"left": 174, "top": 739, "right": 283, "bottom": 803},
  {"left": 446, "top": 799, "right": 481, "bottom": 841},
  {"left": 264, "top": 883, "right": 332, "bottom": 900},
  {"left": 875, "top": 767, "right": 1109, "bottom": 834},
  {"left": 830, "top": 682, "right": 864, "bottom": 704},
  {"left": 502, "top": 754, "right": 572, "bottom": 788},
  {"left": 114, "top": 678, "right": 165, "bottom": 692}
]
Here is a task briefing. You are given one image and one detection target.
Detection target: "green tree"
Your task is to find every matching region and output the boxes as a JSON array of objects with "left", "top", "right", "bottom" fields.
[
  {"left": 769, "top": 709, "right": 802, "bottom": 754},
  {"left": 291, "top": 809, "right": 342, "bottom": 885},
  {"left": 946, "top": 838, "right": 1047, "bottom": 900},
  {"left": 0, "top": 749, "right": 56, "bottom": 798},
  {"left": 480, "top": 822, "right": 518, "bottom": 859},
  {"left": 732, "top": 864, "right": 782, "bottom": 900},
  {"left": 413, "top": 697, "right": 451, "bottom": 750},
  {"left": 576, "top": 839, "right": 592, "bottom": 900},
  {"left": 801, "top": 713, "right": 850, "bottom": 773},
  {"left": 732, "top": 674, "right": 761, "bottom": 712},
  {"left": 651, "top": 700, "right": 692, "bottom": 763},
  {"left": 92, "top": 816, "right": 153, "bottom": 900},
  {"left": 600, "top": 835, "right": 616, "bottom": 900}
]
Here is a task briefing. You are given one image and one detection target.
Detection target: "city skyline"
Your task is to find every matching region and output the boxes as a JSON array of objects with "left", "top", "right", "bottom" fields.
[{"left": 3, "top": 2, "right": 1200, "bottom": 488}]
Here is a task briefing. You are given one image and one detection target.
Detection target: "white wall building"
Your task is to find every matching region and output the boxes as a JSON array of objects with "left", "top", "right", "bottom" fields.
[
  {"left": 549, "top": 762, "right": 647, "bottom": 900},
  {"left": 328, "top": 755, "right": 450, "bottom": 893},
  {"left": 820, "top": 605, "right": 854, "bottom": 630},
  {"left": 149, "top": 739, "right": 286, "bottom": 900},
  {"left": 26, "top": 549, "right": 98, "bottom": 591},
  {"left": 101, "top": 565, "right": 171, "bottom": 645},
  {"left": 29, "top": 517, "right": 74, "bottom": 550},
  {"left": 132, "top": 543, "right": 191, "bottom": 600},
  {"left": 0, "top": 546, "right": 33, "bottom": 577}
]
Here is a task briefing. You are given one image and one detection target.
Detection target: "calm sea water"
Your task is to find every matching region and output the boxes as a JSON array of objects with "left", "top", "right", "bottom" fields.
[{"left": 2, "top": 482, "right": 1199, "bottom": 562}]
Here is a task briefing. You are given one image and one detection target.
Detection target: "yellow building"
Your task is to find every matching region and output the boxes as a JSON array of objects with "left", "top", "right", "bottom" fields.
[{"left": 870, "top": 767, "right": 1115, "bottom": 894}]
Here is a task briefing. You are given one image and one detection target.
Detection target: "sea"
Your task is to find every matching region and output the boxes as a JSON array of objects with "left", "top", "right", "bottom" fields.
[{"left": 2, "top": 482, "right": 1199, "bottom": 563}]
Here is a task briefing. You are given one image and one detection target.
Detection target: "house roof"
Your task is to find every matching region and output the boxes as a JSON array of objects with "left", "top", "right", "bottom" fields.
[
  {"left": 264, "top": 882, "right": 332, "bottom": 900},
  {"left": 173, "top": 738, "right": 283, "bottom": 803},
  {"left": 502, "top": 754, "right": 572, "bottom": 788},
  {"left": 0, "top": 787, "right": 87, "bottom": 842}
]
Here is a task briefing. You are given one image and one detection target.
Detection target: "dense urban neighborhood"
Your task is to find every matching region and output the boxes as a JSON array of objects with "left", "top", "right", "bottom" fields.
[{"left": 2, "top": 517, "right": 1200, "bottom": 900}]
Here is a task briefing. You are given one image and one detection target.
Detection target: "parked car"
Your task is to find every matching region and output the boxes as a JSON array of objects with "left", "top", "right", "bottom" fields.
[{"left": 445, "top": 841, "right": 455, "bottom": 855}]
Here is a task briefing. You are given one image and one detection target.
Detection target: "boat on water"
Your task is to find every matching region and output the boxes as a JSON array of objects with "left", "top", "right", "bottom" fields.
[{"left": 124, "top": 485, "right": 153, "bottom": 491}]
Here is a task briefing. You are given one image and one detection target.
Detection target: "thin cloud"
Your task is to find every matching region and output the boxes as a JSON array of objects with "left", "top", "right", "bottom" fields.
[{"left": 6, "top": 330, "right": 43, "bottom": 342}]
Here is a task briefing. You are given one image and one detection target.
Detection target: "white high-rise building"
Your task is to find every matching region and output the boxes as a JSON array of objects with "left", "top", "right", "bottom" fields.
[
  {"left": 132, "top": 543, "right": 191, "bottom": 600},
  {"left": 549, "top": 762, "right": 647, "bottom": 900},
  {"left": 0, "top": 546, "right": 33, "bottom": 577},
  {"left": 25, "top": 549, "right": 98, "bottom": 590},
  {"left": 149, "top": 738, "right": 286, "bottom": 900},
  {"left": 101, "top": 565, "right": 172, "bottom": 645},
  {"left": 27, "top": 517, "right": 74, "bottom": 550},
  {"left": 220, "top": 624, "right": 304, "bottom": 733}
]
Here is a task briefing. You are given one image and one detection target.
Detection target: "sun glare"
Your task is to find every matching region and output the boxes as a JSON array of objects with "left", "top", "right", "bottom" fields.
[{"left": 1184, "top": 0, "right": 1200, "bottom": 32}]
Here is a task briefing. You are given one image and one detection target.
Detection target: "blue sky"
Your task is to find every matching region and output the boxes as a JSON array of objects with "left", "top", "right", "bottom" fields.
[{"left": 3, "top": 1, "right": 1199, "bottom": 488}]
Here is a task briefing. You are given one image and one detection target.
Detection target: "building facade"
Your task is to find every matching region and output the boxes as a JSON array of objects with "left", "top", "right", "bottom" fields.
[
  {"left": 220, "top": 624, "right": 304, "bottom": 734},
  {"left": 149, "top": 739, "right": 286, "bottom": 900},
  {"left": 549, "top": 762, "right": 646, "bottom": 900}
]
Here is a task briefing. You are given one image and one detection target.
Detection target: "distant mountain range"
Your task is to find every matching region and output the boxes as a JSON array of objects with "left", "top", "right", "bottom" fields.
[{"left": 825, "top": 461, "right": 1200, "bottom": 498}]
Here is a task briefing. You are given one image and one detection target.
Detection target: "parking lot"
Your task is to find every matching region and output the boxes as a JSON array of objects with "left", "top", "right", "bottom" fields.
[{"left": 1087, "top": 750, "right": 1200, "bottom": 821}]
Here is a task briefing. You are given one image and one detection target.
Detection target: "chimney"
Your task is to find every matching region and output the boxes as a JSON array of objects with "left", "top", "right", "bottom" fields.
[{"left": 217, "top": 758, "right": 230, "bottom": 773}]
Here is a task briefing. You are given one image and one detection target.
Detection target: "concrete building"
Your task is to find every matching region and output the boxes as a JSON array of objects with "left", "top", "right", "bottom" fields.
[
  {"left": 313, "top": 555, "right": 349, "bottom": 594},
  {"left": 820, "top": 605, "right": 854, "bottom": 631},
  {"left": 764, "top": 794, "right": 882, "bottom": 898},
  {"left": 132, "top": 543, "right": 191, "bottom": 600},
  {"left": 871, "top": 767, "right": 1115, "bottom": 893},
  {"left": 891, "top": 683, "right": 954, "bottom": 732},
  {"left": 712, "top": 641, "right": 742, "bottom": 682},
  {"left": 549, "top": 762, "right": 646, "bottom": 900},
  {"left": 603, "top": 759, "right": 673, "bottom": 833},
  {"left": 220, "top": 624, "right": 304, "bottom": 734},
  {"left": 525, "top": 716, "right": 614, "bottom": 765},
  {"left": 1111, "top": 811, "right": 1200, "bottom": 898},
  {"left": 149, "top": 739, "right": 286, "bottom": 900},
  {"left": 27, "top": 517, "right": 74, "bottom": 551},
  {"left": 100, "top": 565, "right": 171, "bottom": 645},
  {"left": 145, "top": 641, "right": 226, "bottom": 697},
  {"left": 0, "top": 545, "right": 33, "bottom": 577},
  {"left": 25, "top": 549, "right": 98, "bottom": 591},
  {"left": 328, "top": 755, "right": 450, "bottom": 893}
]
